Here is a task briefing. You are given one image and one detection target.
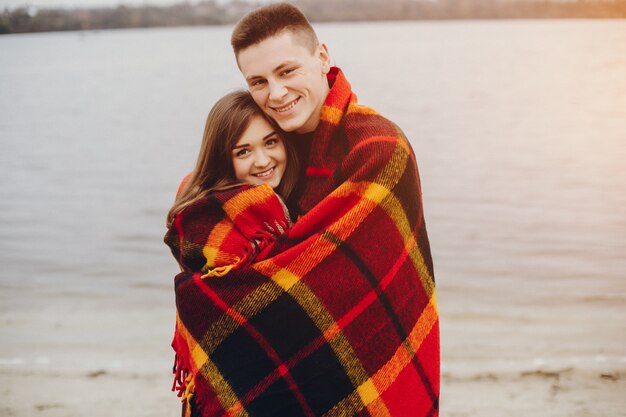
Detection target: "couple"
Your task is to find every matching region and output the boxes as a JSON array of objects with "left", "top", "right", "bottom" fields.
[{"left": 164, "top": 3, "right": 439, "bottom": 417}]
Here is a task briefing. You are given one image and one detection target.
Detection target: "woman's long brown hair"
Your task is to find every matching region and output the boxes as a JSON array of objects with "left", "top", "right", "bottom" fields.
[{"left": 166, "top": 90, "right": 298, "bottom": 228}]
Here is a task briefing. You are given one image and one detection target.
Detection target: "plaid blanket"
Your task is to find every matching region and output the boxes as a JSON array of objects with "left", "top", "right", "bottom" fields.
[
  {"left": 165, "top": 184, "right": 291, "bottom": 279},
  {"left": 165, "top": 67, "right": 439, "bottom": 417}
]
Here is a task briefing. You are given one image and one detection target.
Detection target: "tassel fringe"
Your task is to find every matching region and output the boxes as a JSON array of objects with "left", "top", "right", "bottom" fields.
[{"left": 172, "top": 353, "right": 195, "bottom": 415}]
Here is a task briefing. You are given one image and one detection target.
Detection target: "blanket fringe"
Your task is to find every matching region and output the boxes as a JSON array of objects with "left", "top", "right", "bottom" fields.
[{"left": 172, "top": 353, "right": 195, "bottom": 414}]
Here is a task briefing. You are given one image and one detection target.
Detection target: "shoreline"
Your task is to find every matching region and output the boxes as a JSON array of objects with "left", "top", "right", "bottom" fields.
[{"left": 1, "top": 362, "right": 623, "bottom": 416}]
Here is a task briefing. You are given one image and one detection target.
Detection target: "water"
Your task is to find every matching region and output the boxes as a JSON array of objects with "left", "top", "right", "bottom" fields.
[{"left": 1, "top": 20, "right": 625, "bottom": 375}]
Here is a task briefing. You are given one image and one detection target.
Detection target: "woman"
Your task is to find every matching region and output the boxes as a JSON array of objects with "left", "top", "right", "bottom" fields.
[{"left": 164, "top": 90, "right": 298, "bottom": 414}]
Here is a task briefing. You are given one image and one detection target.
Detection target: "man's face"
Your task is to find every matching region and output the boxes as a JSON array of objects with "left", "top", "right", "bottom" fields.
[{"left": 237, "top": 31, "right": 331, "bottom": 134}]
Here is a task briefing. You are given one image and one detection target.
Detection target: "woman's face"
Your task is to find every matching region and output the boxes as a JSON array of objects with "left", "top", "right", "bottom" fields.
[{"left": 231, "top": 115, "right": 287, "bottom": 189}]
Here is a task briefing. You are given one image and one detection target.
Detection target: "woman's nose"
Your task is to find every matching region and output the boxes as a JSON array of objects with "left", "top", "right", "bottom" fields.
[{"left": 253, "top": 150, "right": 271, "bottom": 167}]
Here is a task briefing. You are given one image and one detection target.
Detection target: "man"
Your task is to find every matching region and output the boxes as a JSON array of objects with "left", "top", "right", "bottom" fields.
[
  {"left": 232, "top": 7, "right": 330, "bottom": 135},
  {"left": 170, "top": 3, "right": 439, "bottom": 416}
]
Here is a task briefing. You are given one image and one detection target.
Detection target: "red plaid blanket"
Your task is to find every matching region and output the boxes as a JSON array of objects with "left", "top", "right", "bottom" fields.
[{"left": 165, "top": 67, "right": 439, "bottom": 417}]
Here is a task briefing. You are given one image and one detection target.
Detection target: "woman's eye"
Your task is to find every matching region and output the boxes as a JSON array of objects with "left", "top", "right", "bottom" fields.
[
  {"left": 235, "top": 149, "right": 250, "bottom": 157},
  {"left": 265, "top": 138, "right": 280, "bottom": 146}
]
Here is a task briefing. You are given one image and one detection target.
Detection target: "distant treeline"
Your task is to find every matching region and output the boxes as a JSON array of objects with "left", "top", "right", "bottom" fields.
[{"left": 2, "top": 0, "right": 625, "bottom": 34}]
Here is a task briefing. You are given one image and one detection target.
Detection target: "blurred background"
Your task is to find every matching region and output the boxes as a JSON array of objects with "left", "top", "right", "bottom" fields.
[{"left": 1, "top": 1, "right": 625, "bottom": 416}]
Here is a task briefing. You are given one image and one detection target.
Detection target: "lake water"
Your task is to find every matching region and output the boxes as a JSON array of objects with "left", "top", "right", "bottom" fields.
[{"left": 1, "top": 19, "right": 625, "bottom": 380}]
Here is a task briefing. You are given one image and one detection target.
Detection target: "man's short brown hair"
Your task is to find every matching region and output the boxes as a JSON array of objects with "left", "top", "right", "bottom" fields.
[{"left": 231, "top": 3, "right": 319, "bottom": 57}]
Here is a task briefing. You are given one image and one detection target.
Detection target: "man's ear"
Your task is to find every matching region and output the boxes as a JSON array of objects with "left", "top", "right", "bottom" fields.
[{"left": 318, "top": 43, "right": 331, "bottom": 74}]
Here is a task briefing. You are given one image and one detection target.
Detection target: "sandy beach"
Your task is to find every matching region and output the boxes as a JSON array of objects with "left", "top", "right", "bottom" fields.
[
  {"left": 437, "top": 280, "right": 626, "bottom": 417},
  {"left": 0, "top": 280, "right": 182, "bottom": 416},
  {"left": 2, "top": 357, "right": 624, "bottom": 417}
]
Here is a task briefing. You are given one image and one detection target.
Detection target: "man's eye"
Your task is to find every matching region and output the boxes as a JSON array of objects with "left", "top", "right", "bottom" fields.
[
  {"left": 281, "top": 68, "right": 294, "bottom": 76},
  {"left": 251, "top": 79, "right": 265, "bottom": 87}
]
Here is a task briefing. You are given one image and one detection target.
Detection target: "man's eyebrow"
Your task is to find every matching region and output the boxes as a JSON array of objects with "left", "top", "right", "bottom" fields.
[
  {"left": 245, "top": 61, "right": 298, "bottom": 83},
  {"left": 245, "top": 75, "right": 262, "bottom": 83},
  {"left": 273, "top": 62, "right": 296, "bottom": 73}
]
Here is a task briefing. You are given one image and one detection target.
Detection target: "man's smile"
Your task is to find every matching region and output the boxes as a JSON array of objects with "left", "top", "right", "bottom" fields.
[{"left": 272, "top": 97, "right": 300, "bottom": 113}]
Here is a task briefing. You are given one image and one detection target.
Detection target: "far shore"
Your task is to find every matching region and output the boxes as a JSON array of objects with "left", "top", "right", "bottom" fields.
[{"left": 2, "top": 0, "right": 626, "bottom": 35}]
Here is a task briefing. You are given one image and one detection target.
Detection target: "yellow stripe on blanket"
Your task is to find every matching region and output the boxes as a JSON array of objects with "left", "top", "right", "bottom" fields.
[
  {"left": 347, "top": 103, "right": 379, "bottom": 116},
  {"left": 222, "top": 184, "right": 275, "bottom": 220},
  {"left": 320, "top": 105, "right": 344, "bottom": 125},
  {"left": 202, "top": 219, "right": 233, "bottom": 264},
  {"left": 371, "top": 293, "right": 438, "bottom": 394}
]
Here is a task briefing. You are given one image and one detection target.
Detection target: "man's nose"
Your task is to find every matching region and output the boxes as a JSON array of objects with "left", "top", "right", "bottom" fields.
[{"left": 268, "top": 79, "right": 287, "bottom": 101}]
